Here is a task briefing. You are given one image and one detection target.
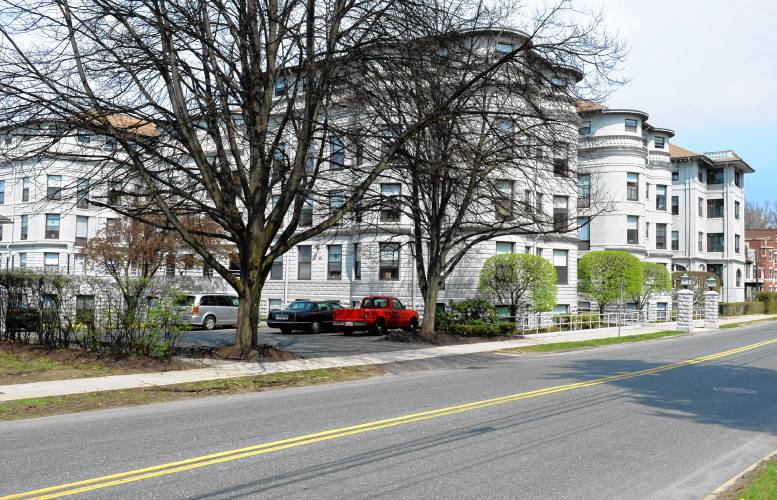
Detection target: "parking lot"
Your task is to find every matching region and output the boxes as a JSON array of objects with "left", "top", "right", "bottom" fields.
[{"left": 178, "top": 326, "right": 425, "bottom": 358}]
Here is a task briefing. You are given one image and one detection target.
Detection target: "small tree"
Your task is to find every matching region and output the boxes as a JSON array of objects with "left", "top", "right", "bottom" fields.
[
  {"left": 578, "top": 251, "right": 642, "bottom": 314},
  {"left": 671, "top": 271, "right": 718, "bottom": 306},
  {"left": 631, "top": 262, "right": 671, "bottom": 313},
  {"left": 479, "top": 253, "right": 557, "bottom": 319}
]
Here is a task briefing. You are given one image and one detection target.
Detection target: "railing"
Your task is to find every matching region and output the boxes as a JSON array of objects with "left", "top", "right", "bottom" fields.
[
  {"left": 505, "top": 311, "right": 646, "bottom": 335},
  {"left": 578, "top": 135, "right": 645, "bottom": 151}
]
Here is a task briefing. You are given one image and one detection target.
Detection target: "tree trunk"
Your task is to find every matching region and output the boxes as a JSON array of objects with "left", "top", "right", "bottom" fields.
[
  {"left": 508, "top": 304, "right": 518, "bottom": 323},
  {"left": 235, "top": 283, "right": 262, "bottom": 356},
  {"left": 420, "top": 278, "right": 440, "bottom": 338}
]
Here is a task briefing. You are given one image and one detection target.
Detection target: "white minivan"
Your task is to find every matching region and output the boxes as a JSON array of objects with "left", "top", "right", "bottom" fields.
[{"left": 176, "top": 293, "right": 239, "bottom": 330}]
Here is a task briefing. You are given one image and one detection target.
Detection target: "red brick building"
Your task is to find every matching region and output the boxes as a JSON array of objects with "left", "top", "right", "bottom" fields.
[{"left": 745, "top": 229, "right": 777, "bottom": 293}]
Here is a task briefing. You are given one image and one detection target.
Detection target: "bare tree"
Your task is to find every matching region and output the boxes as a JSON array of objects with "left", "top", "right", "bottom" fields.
[
  {"left": 353, "top": 3, "right": 624, "bottom": 336},
  {"left": 0, "top": 0, "right": 548, "bottom": 354},
  {"left": 745, "top": 200, "right": 777, "bottom": 229}
]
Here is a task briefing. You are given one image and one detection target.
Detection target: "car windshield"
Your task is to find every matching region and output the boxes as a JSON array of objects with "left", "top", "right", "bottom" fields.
[
  {"left": 363, "top": 298, "right": 388, "bottom": 309},
  {"left": 288, "top": 302, "right": 315, "bottom": 311},
  {"left": 174, "top": 296, "right": 196, "bottom": 306}
]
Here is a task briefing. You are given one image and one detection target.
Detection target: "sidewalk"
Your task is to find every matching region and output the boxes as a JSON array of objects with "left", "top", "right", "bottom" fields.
[{"left": 1, "top": 314, "right": 774, "bottom": 402}]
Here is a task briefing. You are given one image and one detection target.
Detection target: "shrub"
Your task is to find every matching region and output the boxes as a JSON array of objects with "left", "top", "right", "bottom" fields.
[
  {"left": 745, "top": 301, "right": 765, "bottom": 315},
  {"left": 719, "top": 302, "right": 746, "bottom": 317},
  {"left": 449, "top": 299, "right": 496, "bottom": 322},
  {"left": 756, "top": 291, "right": 777, "bottom": 314},
  {"left": 447, "top": 320, "right": 514, "bottom": 337}
]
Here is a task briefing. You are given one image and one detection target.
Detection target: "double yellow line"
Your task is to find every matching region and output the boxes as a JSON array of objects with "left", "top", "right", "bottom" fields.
[{"left": 5, "top": 337, "right": 777, "bottom": 499}]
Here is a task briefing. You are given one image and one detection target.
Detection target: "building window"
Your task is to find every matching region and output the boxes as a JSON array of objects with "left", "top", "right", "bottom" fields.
[
  {"left": 656, "top": 223, "right": 667, "bottom": 250},
  {"left": 379, "top": 242, "right": 400, "bottom": 280},
  {"left": 45, "top": 213, "right": 60, "bottom": 239},
  {"left": 329, "top": 190, "right": 344, "bottom": 213},
  {"left": 269, "top": 299, "right": 282, "bottom": 311},
  {"left": 380, "top": 183, "right": 402, "bottom": 222},
  {"left": 75, "top": 216, "right": 88, "bottom": 246},
  {"left": 305, "top": 145, "right": 316, "bottom": 172},
  {"left": 76, "top": 130, "right": 90, "bottom": 143},
  {"left": 19, "top": 253, "right": 27, "bottom": 268},
  {"left": 74, "top": 254, "right": 86, "bottom": 273},
  {"left": 698, "top": 167, "right": 705, "bottom": 183},
  {"left": 273, "top": 79, "right": 288, "bottom": 98},
  {"left": 707, "top": 168, "right": 724, "bottom": 185},
  {"left": 270, "top": 256, "right": 283, "bottom": 280},
  {"left": 708, "top": 264, "right": 723, "bottom": 286},
  {"left": 495, "top": 241, "right": 514, "bottom": 254},
  {"left": 44, "top": 253, "right": 59, "bottom": 272},
  {"left": 495, "top": 180, "right": 514, "bottom": 221},
  {"left": 330, "top": 136, "right": 345, "bottom": 169},
  {"left": 654, "top": 137, "right": 665, "bottom": 149},
  {"left": 736, "top": 269, "right": 742, "bottom": 287},
  {"left": 671, "top": 196, "right": 679, "bottom": 215},
  {"left": 578, "top": 216, "right": 590, "bottom": 250},
  {"left": 625, "top": 118, "right": 638, "bottom": 133},
  {"left": 22, "top": 177, "right": 29, "bottom": 202},
  {"left": 672, "top": 167, "right": 679, "bottom": 181},
  {"left": 698, "top": 197, "right": 703, "bottom": 216},
  {"left": 578, "top": 120, "right": 591, "bottom": 135},
  {"left": 0, "top": 180, "right": 4, "bottom": 205},
  {"left": 627, "top": 215, "right": 639, "bottom": 244},
  {"left": 735, "top": 234, "right": 741, "bottom": 253},
  {"left": 655, "top": 185, "right": 666, "bottom": 210},
  {"left": 297, "top": 245, "right": 312, "bottom": 280},
  {"left": 553, "top": 304, "right": 570, "bottom": 315},
  {"left": 165, "top": 254, "right": 176, "bottom": 276},
  {"left": 671, "top": 230, "right": 679, "bottom": 250},
  {"left": 553, "top": 196, "right": 569, "bottom": 231},
  {"left": 553, "top": 249, "right": 568, "bottom": 285},
  {"left": 327, "top": 245, "right": 342, "bottom": 280},
  {"left": 707, "top": 199, "right": 724, "bottom": 218},
  {"left": 300, "top": 198, "right": 313, "bottom": 227},
  {"left": 735, "top": 201, "right": 741, "bottom": 219},
  {"left": 553, "top": 159, "right": 569, "bottom": 177},
  {"left": 626, "top": 173, "right": 638, "bottom": 201},
  {"left": 707, "top": 233, "right": 724, "bottom": 252},
  {"left": 353, "top": 243, "right": 361, "bottom": 280},
  {"left": 496, "top": 119, "right": 513, "bottom": 146},
  {"left": 577, "top": 174, "right": 591, "bottom": 208},
  {"left": 524, "top": 189, "right": 533, "bottom": 213},
  {"left": 735, "top": 170, "right": 743, "bottom": 188},
  {"left": 495, "top": 41, "right": 513, "bottom": 54},
  {"left": 536, "top": 247, "right": 543, "bottom": 257},
  {"left": 536, "top": 192, "right": 543, "bottom": 213},
  {"left": 698, "top": 232, "right": 704, "bottom": 252},
  {"left": 75, "top": 295, "right": 95, "bottom": 324},
  {"left": 47, "top": 175, "right": 61, "bottom": 200},
  {"left": 77, "top": 178, "right": 89, "bottom": 208},
  {"left": 578, "top": 301, "right": 591, "bottom": 312},
  {"left": 20, "top": 214, "right": 28, "bottom": 240}
]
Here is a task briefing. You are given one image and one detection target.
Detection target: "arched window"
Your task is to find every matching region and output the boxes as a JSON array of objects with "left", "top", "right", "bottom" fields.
[
  {"left": 736, "top": 269, "right": 742, "bottom": 287},
  {"left": 698, "top": 263, "right": 706, "bottom": 272}
]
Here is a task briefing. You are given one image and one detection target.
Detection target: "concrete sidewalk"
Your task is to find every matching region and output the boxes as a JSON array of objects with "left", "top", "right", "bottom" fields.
[{"left": 1, "top": 314, "right": 774, "bottom": 402}]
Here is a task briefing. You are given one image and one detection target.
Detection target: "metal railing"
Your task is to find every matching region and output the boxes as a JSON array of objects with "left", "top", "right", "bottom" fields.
[{"left": 506, "top": 311, "right": 647, "bottom": 336}]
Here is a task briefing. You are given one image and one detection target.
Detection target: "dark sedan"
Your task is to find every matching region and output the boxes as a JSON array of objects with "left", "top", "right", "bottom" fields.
[{"left": 266, "top": 300, "right": 343, "bottom": 334}]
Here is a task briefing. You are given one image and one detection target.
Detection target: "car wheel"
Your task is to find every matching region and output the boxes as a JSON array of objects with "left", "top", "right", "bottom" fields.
[
  {"left": 375, "top": 318, "right": 387, "bottom": 336},
  {"left": 404, "top": 317, "right": 418, "bottom": 333},
  {"left": 309, "top": 321, "right": 322, "bottom": 334},
  {"left": 202, "top": 316, "right": 216, "bottom": 331},
  {"left": 342, "top": 327, "right": 354, "bottom": 336}
]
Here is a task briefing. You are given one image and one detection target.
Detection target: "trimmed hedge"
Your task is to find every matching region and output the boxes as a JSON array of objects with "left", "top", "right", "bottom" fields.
[
  {"left": 756, "top": 291, "right": 777, "bottom": 314},
  {"left": 447, "top": 320, "right": 515, "bottom": 337},
  {"left": 719, "top": 301, "right": 766, "bottom": 317}
]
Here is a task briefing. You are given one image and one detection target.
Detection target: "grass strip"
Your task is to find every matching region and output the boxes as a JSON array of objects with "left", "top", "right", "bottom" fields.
[
  {"left": 0, "top": 351, "right": 120, "bottom": 385},
  {"left": 719, "top": 316, "right": 777, "bottom": 329},
  {"left": 722, "top": 456, "right": 777, "bottom": 500},
  {"left": 0, "top": 365, "right": 386, "bottom": 421},
  {"left": 500, "top": 330, "right": 683, "bottom": 354}
]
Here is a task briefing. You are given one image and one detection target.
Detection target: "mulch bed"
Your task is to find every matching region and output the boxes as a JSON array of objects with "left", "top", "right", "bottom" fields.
[{"left": 179, "top": 344, "right": 301, "bottom": 362}]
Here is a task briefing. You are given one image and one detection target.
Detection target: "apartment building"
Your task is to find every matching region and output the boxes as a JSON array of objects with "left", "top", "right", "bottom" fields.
[
  {"left": 745, "top": 229, "right": 777, "bottom": 293},
  {"left": 669, "top": 145, "right": 752, "bottom": 301},
  {"left": 575, "top": 103, "right": 675, "bottom": 316}
]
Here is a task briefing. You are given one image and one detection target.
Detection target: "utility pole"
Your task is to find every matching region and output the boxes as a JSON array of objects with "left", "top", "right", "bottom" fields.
[{"left": 618, "top": 278, "right": 624, "bottom": 338}]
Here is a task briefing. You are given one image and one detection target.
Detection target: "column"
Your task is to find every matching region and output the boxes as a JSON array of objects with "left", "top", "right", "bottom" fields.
[
  {"left": 704, "top": 290, "right": 720, "bottom": 329},
  {"left": 676, "top": 288, "right": 694, "bottom": 332}
]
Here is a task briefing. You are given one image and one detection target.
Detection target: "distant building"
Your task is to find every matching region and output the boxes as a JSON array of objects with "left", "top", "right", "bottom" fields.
[{"left": 745, "top": 229, "right": 777, "bottom": 294}]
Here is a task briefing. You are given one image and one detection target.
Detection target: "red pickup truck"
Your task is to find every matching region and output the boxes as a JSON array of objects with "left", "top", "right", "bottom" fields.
[{"left": 333, "top": 296, "right": 419, "bottom": 335}]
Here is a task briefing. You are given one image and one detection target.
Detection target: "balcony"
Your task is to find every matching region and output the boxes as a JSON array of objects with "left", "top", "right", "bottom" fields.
[{"left": 578, "top": 134, "right": 645, "bottom": 152}]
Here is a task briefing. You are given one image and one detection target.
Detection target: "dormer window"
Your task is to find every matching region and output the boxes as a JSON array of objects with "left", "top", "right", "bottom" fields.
[
  {"left": 654, "top": 137, "right": 665, "bottom": 149},
  {"left": 578, "top": 121, "right": 591, "bottom": 135},
  {"left": 273, "top": 79, "right": 288, "bottom": 98},
  {"left": 77, "top": 131, "right": 91, "bottom": 144},
  {"left": 625, "top": 119, "right": 638, "bottom": 133},
  {"left": 496, "top": 41, "right": 513, "bottom": 54}
]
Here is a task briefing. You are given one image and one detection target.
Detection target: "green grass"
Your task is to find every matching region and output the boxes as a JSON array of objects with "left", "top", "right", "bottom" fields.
[
  {"left": 720, "top": 316, "right": 777, "bottom": 329},
  {"left": 0, "top": 351, "right": 118, "bottom": 385},
  {"left": 501, "top": 330, "right": 683, "bottom": 354},
  {"left": 729, "top": 458, "right": 777, "bottom": 500},
  {"left": 0, "top": 365, "right": 386, "bottom": 421}
]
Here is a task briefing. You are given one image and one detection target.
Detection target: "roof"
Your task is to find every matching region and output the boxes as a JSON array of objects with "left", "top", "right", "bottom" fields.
[
  {"left": 576, "top": 99, "right": 606, "bottom": 114},
  {"left": 669, "top": 144, "right": 755, "bottom": 172},
  {"left": 668, "top": 144, "right": 702, "bottom": 158},
  {"left": 746, "top": 229, "right": 777, "bottom": 240}
]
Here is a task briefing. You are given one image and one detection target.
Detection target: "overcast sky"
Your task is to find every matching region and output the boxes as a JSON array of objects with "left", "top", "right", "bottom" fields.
[{"left": 563, "top": 0, "right": 777, "bottom": 203}]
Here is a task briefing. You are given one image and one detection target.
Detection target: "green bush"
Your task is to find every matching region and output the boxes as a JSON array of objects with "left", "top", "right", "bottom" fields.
[
  {"left": 719, "top": 302, "right": 746, "bottom": 317},
  {"left": 756, "top": 291, "right": 777, "bottom": 314},
  {"left": 447, "top": 321, "right": 514, "bottom": 337},
  {"left": 745, "top": 301, "right": 765, "bottom": 315},
  {"left": 449, "top": 299, "right": 497, "bottom": 322}
]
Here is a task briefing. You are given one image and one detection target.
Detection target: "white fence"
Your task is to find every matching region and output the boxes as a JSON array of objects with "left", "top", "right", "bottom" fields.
[{"left": 506, "top": 309, "right": 674, "bottom": 336}]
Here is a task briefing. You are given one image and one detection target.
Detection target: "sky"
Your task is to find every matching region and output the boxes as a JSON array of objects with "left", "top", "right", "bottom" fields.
[{"left": 551, "top": 0, "right": 777, "bottom": 203}]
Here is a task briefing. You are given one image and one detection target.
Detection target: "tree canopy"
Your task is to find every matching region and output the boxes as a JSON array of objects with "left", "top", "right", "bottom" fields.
[
  {"left": 577, "top": 250, "right": 642, "bottom": 313},
  {"left": 479, "top": 252, "right": 557, "bottom": 317}
]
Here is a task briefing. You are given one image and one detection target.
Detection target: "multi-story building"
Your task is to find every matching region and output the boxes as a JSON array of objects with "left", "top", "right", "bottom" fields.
[
  {"left": 745, "top": 229, "right": 777, "bottom": 293},
  {"left": 669, "top": 145, "right": 752, "bottom": 301},
  {"left": 576, "top": 103, "right": 675, "bottom": 316}
]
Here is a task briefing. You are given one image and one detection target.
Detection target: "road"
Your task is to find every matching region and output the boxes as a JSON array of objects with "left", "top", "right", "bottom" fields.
[
  {"left": 179, "top": 327, "right": 424, "bottom": 358},
  {"left": 3, "top": 323, "right": 777, "bottom": 499}
]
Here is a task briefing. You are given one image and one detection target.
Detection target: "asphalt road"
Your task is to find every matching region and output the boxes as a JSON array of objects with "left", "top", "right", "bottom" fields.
[
  {"left": 179, "top": 327, "right": 423, "bottom": 358},
  {"left": 4, "top": 324, "right": 777, "bottom": 499}
]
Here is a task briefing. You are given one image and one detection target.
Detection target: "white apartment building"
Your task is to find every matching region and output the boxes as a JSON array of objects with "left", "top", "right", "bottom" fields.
[
  {"left": 576, "top": 102, "right": 675, "bottom": 316},
  {"left": 669, "top": 145, "right": 751, "bottom": 302}
]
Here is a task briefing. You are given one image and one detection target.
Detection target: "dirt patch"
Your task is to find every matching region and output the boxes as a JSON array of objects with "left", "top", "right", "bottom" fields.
[
  {"left": 180, "top": 343, "right": 301, "bottom": 362},
  {"left": 384, "top": 331, "right": 517, "bottom": 345},
  {"left": 0, "top": 342, "right": 194, "bottom": 385}
]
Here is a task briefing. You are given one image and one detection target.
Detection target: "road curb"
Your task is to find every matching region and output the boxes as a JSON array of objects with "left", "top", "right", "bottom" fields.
[{"left": 704, "top": 448, "right": 777, "bottom": 499}]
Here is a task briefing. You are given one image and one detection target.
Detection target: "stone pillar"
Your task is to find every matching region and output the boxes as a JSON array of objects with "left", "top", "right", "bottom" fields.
[
  {"left": 676, "top": 289, "right": 695, "bottom": 332},
  {"left": 704, "top": 290, "right": 720, "bottom": 329}
]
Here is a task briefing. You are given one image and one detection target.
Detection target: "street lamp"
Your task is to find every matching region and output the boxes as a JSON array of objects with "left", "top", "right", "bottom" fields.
[
  {"left": 680, "top": 273, "right": 691, "bottom": 289},
  {"left": 705, "top": 276, "right": 717, "bottom": 291}
]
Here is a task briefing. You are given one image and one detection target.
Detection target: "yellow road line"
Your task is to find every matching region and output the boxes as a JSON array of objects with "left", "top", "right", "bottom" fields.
[{"left": 5, "top": 337, "right": 777, "bottom": 499}]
